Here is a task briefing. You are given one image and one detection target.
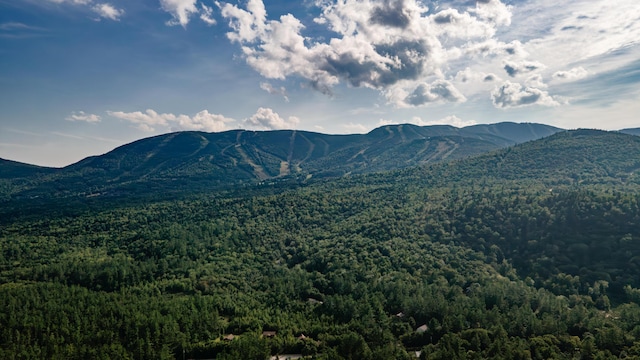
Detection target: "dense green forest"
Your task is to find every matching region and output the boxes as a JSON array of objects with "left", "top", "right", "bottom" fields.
[{"left": 2, "top": 130, "right": 640, "bottom": 359}]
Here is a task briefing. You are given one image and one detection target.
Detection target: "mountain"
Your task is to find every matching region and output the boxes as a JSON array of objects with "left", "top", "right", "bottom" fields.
[
  {"left": 3, "top": 127, "right": 640, "bottom": 359},
  {"left": 398, "top": 129, "right": 640, "bottom": 187},
  {"left": 62, "top": 121, "right": 562, "bottom": 181},
  {"left": 0, "top": 122, "right": 561, "bottom": 200},
  {"left": 621, "top": 128, "right": 640, "bottom": 136},
  {"left": 0, "top": 158, "right": 57, "bottom": 179}
]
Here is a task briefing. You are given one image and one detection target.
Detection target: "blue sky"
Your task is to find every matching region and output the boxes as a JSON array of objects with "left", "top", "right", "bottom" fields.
[{"left": 1, "top": 0, "right": 639, "bottom": 167}]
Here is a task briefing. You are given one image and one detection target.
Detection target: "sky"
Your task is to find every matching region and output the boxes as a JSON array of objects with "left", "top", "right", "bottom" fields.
[{"left": 1, "top": 0, "right": 639, "bottom": 167}]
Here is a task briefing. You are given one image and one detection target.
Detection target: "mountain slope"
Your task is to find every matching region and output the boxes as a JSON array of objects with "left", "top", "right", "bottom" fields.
[
  {"left": 0, "top": 158, "right": 57, "bottom": 179},
  {"left": 621, "top": 128, "right": 640, "bottom": 136},
  {"left": 0, "top": 122, "right": 561, "bottom": 200},
  {"left": 407, "top": 129, "right": 640, "bottom": 187},
  {"left": 2, "top": 128, "right": 640, "bottom": 359}
]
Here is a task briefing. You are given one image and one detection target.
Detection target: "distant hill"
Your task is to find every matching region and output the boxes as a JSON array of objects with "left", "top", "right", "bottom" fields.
[
  {"left": 409, "top": 129, "right": 640, "bottom": 187},
  {"left": 0, "top": 158, "right": 57, "bottom": 179},
  {"left": 621, "top": 128, "right": 640, "bottom": 136},
  {"left": 0, "top": 122, "right": 562, "bottom": 199}
]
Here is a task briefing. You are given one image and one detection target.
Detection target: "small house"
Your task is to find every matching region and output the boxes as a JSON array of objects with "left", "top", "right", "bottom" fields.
[{"left": 262, "top": 331, "right": 277, "bottom": 338}]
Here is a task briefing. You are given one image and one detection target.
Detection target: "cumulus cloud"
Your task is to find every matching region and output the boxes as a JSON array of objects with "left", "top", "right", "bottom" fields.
[
  {"left": 503, "top": 60, "right": 546, "bottom": 77},
  {"left": 107, "top": 109, "right": 169, "bottom": 131},
  {"left": 553, "top": 66, "right": 589, "bottom": 81},
  {"left": 260, "top": 82, "right": 289, "bottom": 102},
  {"left": 525, "top": 74, "right": 548, "bottom": 89},
  {"left": 243, "top": 107, "right": 299, "bottom": 130},
  {"left": 469, "top": 0, "right": 512, "bottom": 27},
  {"left": 433, "top": 115, "right": 477, "bottom": 128},
  {"left": 379, "top": 115, "right": 476, "bottom": 128},
  {"left": 66, "top": 111, "right": 101, "bottom": 123},
  {"left": 463, "top": 39, "right": 528, "bottom": 58},
  {"left": 341, "top": 122, "right": 368, "bottom": 133},
  {"left": 219, "top": 0, "right": 514, "bottom": 107},
  {"left": 93, "top": 3, "right": 124, "bottom": 21},
  {"left": 491, "top": 81, "right": 559, "bottom": 108},
  {"left": 107, "top": 109, "right": 234, "bottom": 132},
  {"left": 46, "top": 0, "right": 124, "bottom": 21},
  {"left": 160, "top": 0, "right": 199, "bottom": 27},
  {"left": 430, "top": 8, "right": 497, "bottom": 39},
  {"left": 398, "top": 80, "right": 467, "bottom": 107},
  {"left": 173, "top": 110, "right": 235, "bottom": 132},
  {"left": 199, "top": 3, "right": 216, "bottom": 25},
  {"left": 417, "top": 115, "right": 477, "bottom": 128},
  {"left": 455, "top": 67, "right": 499, "bottom": 83}
]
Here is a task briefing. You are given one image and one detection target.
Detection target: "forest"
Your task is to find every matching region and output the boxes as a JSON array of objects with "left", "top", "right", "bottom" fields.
[{"left": 2, "top": 130, "right": 640, "bottom": 359}]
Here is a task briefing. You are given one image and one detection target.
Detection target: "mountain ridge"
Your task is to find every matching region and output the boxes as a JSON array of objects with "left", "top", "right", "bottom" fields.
[
  {"left": 621, "top": 128, "right": 640, "bottom": 136},
  {"left": 404, "top": 128, "right": 640, "bottom": 188},
  {"left": 0, "top": 122, "right": 562, "bottom": 199},
  {"left": 4, "top": 126, "right": 640, "bottom": 359}
]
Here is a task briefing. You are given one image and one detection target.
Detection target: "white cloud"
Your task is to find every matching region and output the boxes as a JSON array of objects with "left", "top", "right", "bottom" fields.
[
  {"left": 47, "top": 0, "right": 124, "bottom": 21},
  {"left": 93, "top": 3, "right": 124, "bottom": 21},
  {"left": 430, "top": 8, "right": 497, "bottom": 39},
  {"left": 379, "top": 115, "right": 476, "bottom": 128},
  {"left": 449, "top": 67, "right": 501, "bottom": 99},
  {"left": 503, "top": 60, "right": 546, "bottom": 77},
  {"left": 388, "top": 80, "right": 467, "bottom": 108},
  {"left": 243, "top": 107, "right": 299, "bottom": 130},
  {"left": 66, "top": 111, "right": 101, "bottom": 123},
  {"left": 512, "top": 0, "right": 640, "bottom": 78},
  {"left": 199, "top": 3, "right": 216, "bottom": 25},
  {"left": 48, "top": 0, "right": 92, "bottom": 4},
  {"left": 341, "top": 122, "right": 368, "bottom": 133},
  {"left": 219, "top": 0, "right": 513, "bottom": 107},
  {"left": 52, "top": 131, "right": 84, "bottom": 140},
  {"left": 463, "top": 39, "right": 528, "bottom": 58},
  {"left": 107, "top": 109, "right": 235, "bottom": 132},
  {"left": 491, "top": 81, "right": 559, "bottom": 108},
  {"left": 455, "top": 67, "right": 499, "bottom": 84},
  {"left": 160, "top": 0, "right": 198, "bottom": 27},
  {"left": 470, "top": 0, "right": 512, "bottom": 27},
  {"left": 260, "top": 82, "right": 289, "bottom": 102},
  {"left": 553, "top": 67, "right": 589, "bottom": 81},
  {"left": 107, "top": 109, "right": 171, "bottom": 131},
  {"left": 174, "top": 110, "right": 235, "bottom": 132},
  {"left": 419, "top": 115, "right": 477, "bottom": 128},
  {"left": 0, "top": 22, "right": 38, "bottom": 31},
  {"left": 525, "top": 74, "right": 548, "bottom": 89}
]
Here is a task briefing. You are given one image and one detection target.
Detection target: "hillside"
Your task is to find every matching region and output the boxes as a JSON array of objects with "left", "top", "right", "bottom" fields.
[
  {"left": 621, "top": 128, "right": 640, "bottom": 136},
  {"left": 2, "top": 129, "right": 640, "bottom": 359},
  {"left": 0, "top": 158, "right": 57, "bottom": 179},
  {"left": 406, "top": 129, "right": 640, "bottom": 187},
  {"left": 0, "top": 122, "right": 561, "bottom": 200}
]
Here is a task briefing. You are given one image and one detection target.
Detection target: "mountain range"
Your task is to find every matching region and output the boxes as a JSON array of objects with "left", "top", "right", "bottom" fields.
[
  {"left": 1, "top": 122, "right": 562, "bottom": 199},
  {"left": 3, "top": 121, "right": 640, "bottom": 358},
  {"left": 621, "top": 128, "right": 640, "bottom": 136},
  {"left": 3, "top": 122, "right": 640, "bottom": 201}
]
